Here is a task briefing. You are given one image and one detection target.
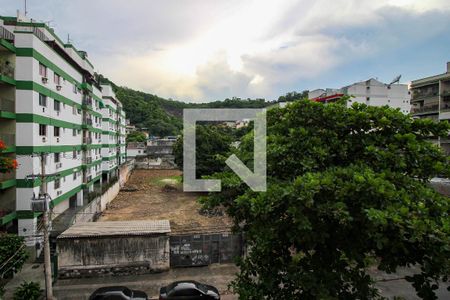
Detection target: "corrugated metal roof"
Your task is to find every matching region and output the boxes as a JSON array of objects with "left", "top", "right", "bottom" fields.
[{"left": 57, "top": 220, "right": 171, "bottom": 239}]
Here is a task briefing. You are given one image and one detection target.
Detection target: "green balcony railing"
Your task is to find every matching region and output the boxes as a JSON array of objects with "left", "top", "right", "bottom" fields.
[
  {"left": 0, "top": 97, "right": 14, "bottom": 113},
  {"left": 0, "top": 62, "right": 14, "bottom": 78},
  {"left": 0, "top": 171, "right": 15, "bottom": 182},
  {"left": 0, "top": 133, "right": 15, "bottom": 145}
]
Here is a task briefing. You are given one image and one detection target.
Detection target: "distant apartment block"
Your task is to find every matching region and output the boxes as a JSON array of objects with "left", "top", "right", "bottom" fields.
[
  {"left": 101, "top": 84, "right": 127, "bottom": 181},
  {"left": 0, "top": 14, "right": 126, "bottom": 251},
  {"left": 410, "top": 62, "right": 450, "bottom": 153},
  {"left": 126, "top": 142, "right": 147, "bottom": 158},
  {"left": 309, "top": 78, "right": 411, "bottom": 114}
]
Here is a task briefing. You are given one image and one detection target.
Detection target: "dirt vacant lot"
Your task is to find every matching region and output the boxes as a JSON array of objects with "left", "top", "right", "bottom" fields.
[{"left": 100, "top": 169, "right": 233, "bottom": 233}]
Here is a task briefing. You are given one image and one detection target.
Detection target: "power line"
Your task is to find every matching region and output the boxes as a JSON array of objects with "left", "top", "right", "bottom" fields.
[{"left": 0, "top": 244, "right": 26, "bottom": 272}]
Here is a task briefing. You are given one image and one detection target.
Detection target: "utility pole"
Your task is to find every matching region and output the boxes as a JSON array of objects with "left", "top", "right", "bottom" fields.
[
  {"left": 40, "top": 153, "right": 54, "bottom": 300},
  {"left": 29, "top": 153, "right": 54, "bottom": 299}
]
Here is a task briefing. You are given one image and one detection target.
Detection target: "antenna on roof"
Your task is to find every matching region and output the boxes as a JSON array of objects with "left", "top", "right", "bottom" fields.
[
  {"left": 67, "top": 34, "right": 72, "bottom": 44},
  {"left": 42, "top": 19, "right": 54, "bottom": 28},
  {"left": 24, "top": 0, "right": 28, "bottom": 16},
  {"left": 388, "top": 75, "right": 401, "bottom": 87}
]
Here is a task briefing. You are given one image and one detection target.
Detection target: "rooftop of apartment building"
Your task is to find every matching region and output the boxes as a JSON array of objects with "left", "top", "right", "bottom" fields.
[
  {"left": 127, "top": 142, "right": 146, "bottom": 149},
  {"left": 0, "top": 13, "right": 122, "bottom": 103},
  {"left": 1, "top": 14, "right": 94, "bottom": 75},
  {"left": 309, "top": 77, "right": 409, "bottom": 103},
  {"left": 312, "top": 77, "right": 406, "bottom": 92},
  {"left": 410, "top": 62, "right": 450, "bottom": 87}
]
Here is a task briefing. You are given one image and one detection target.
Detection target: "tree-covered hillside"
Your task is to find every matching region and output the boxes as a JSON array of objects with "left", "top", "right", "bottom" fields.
[
  {"left": 106, "top": 84, "right": 272, "bottom": 136},
  {"left": 114, "top": 87, "right": 184, "bottom": 136},
  {"left": 98, "top": 76, "right": 305, "bottom": 136}
]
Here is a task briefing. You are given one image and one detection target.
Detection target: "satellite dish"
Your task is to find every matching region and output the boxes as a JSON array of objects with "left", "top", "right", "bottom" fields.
[{"left": 389, "top": 75, "right": 401, "bottom": 86}]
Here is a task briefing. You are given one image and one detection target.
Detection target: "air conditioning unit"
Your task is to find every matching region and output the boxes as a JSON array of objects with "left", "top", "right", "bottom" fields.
[
  {"left": 56, "top": 85, "right": 62, "bottom": 91},
  {"left": 56, "top": 162, "right": 62, "bottom": 169},
  {"left": 57, "top": 190, "right": 62, "bottom": 196},
  {"left": 41, "top": 77, "right": 48, "bottom": 84},
  {"left": 42, "top": 136, "right": 47, "bottom": 142}
]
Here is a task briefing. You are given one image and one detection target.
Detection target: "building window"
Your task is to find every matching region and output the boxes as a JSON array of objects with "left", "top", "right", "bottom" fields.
[
  {"left": 39, "top": 63, "right": 47, "bottom": 77},
  {"left": 54, "top": 178, "right": 60, "bottom": 189},
  {"left": 54, "top": 153, "right": 60, "bottom": 163},
  {"left": 54, "top": 100, "right": 61, "bottom": 111},
  {"left": 366, "top": 97, "right": 370, "bottom": 101},
  {"left": 39, "top": 124, "right": 47, "bottom": 136},
  {"left": 73, "top": 150, "right": 77, "bottom": 159},
  {"left": 54, "top": 126, "right": 60, "bottom": 137},
  {"left": 54, "top": 73, "right": 61, "bottom": 85},
  {"left": 72, "top": 128, "right": 77, "bottom": 136},
  {"left": 73, "top": 84, "right": 78, "bottom": 94},
  {"left": 73, "top": 172, "right": 77, "bottom": 180},
  {"left": 39, "top": 94, "right": 47, "bottom": 106}
]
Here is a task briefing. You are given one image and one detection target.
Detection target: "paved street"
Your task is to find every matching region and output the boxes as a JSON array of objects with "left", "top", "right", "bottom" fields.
[
  {"left": 52, "top": 265, "right": 450, "bottom": 300},
  {"left": 54, "top": 264, "right": 238, "bottom": 300},
  {"left": 4, "top": 263, "right": 449, "bottom": 299}
]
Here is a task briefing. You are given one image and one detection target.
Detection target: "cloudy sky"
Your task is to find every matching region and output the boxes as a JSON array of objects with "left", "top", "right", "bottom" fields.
[{"left": 1, "top": 0, "right": 449, "bottom": 102}]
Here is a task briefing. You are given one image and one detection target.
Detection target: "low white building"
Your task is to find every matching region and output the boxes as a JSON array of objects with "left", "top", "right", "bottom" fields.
[
  {"left": 309, "top": 78, "right": 411, "bottom": 114},
  {"left": 126, "top": 142, "right": 147, "bottom": 158}
]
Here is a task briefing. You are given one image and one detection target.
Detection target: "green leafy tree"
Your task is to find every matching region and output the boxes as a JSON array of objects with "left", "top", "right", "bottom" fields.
[
  {"left": 13, "top": 281, "right": 41, "bottom": 300},
  {"left": 0, "top": 234, "right": 29, "bottom": 279},
  {"left": 205, "top": 99, "right": 450, "bottom": 299},
  {"left": 174, "top": 124, "right": 233, "bottom": 177},
  {"left": 277, "top": 90, "right": 309, "bottom": 102},
  {"left": 126, "top": 131, "right": 147, "bottom": 143}
]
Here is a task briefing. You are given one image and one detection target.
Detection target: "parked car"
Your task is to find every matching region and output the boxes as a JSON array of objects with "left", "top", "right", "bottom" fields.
[
  {"left": 89, "top": 286, "right": 148, "bottom": 300},
  {"left": 159, "top": 281, "right": 220, "bottom": 300}
]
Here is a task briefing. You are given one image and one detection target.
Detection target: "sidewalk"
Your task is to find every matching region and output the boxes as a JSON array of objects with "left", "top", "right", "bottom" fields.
[{"left": 2, "top": 263, "right": 46, "bottom": 299}]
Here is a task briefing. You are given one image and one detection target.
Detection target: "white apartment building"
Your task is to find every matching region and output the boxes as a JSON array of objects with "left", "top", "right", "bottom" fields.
[
  {"left": 101, "top": 84, "right": 127, "bottom": 181},
  {"left": 0, "top": 14, "right": 126, "bottom": 253},
  {"left": 309, "top": 78, "right": 411, "bottom": 114}
]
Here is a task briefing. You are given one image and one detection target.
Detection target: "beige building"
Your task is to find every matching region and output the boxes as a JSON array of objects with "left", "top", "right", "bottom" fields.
[{"left": 410, "top": 62, "right": 450, "bottom": 154}]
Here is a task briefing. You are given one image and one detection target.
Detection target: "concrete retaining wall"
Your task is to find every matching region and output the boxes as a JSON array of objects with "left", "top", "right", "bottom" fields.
[
  {"left": 119, "top": 159, "right": 135, "bottom": 187},
  {"left": 57, "top": 235, "right": 170, "bottom": 278},
  {"left": 71, "top": 197, "right": 101, "bottom": 224},
  {"left": 70, "top": 160, "right": 135, "bottom": 225}
]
